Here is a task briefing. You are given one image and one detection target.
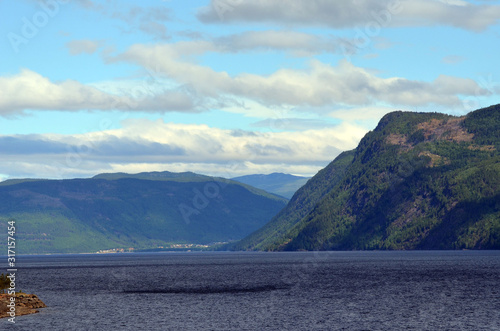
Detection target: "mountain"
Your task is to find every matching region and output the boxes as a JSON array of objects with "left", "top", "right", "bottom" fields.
[
  {"left": 231, "top": 173, "right": 311, "bottom": 199},
  {"left": 0, "top": 172, "right": 287, "bottom": 254},
  {"left": 232, "top": 104, "right": 500, "bottom": 251}
]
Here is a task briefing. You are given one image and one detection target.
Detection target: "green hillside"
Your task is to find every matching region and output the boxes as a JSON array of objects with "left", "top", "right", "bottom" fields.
[
  {"left": 0, "top": 173, "right": 287, "bottom": 254},
  {"left": 230, "top": 151, "right": 355, "bottom": 250},
  {"left": 232, "top": 104, "right": 500, "bottom": 251}
]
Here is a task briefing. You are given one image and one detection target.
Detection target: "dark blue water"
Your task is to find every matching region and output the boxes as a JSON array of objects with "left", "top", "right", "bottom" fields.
[{"left": 2, "top": 251, "right": 499, "bottom": 330}]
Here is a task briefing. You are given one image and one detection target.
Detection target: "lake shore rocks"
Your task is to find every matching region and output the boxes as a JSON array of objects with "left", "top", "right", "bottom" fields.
[{"left": 0, "top": 293, "right": 46, "bottom": 319}]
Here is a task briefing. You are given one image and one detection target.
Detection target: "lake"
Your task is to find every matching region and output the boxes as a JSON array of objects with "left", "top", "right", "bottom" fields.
[{"left": 2, "top": 251, "right": 499, "bottom": 330}]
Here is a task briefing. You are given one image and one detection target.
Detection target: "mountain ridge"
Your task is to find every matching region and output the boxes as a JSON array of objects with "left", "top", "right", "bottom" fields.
[
  {"left": 0, "top": 171, "right": 287, "bottom": 254},
  {"left": 231, "top": 104, "right": 500, "bottom": 251}
]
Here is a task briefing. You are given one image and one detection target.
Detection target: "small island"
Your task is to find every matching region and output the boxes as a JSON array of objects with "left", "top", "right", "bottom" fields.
[{"left": 0, "top": 292, "right": 47, "bottom": 320}]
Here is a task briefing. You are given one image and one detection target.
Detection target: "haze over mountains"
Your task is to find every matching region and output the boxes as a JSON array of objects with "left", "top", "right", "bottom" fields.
[
  {"left": 232, "top": 104, "right": 500, "bottom": 251},
  {"left": 231, "top": 173, "right": 311, "bottom": 199}
]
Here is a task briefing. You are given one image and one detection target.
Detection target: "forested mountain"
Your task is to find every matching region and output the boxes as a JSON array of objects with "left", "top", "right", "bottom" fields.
[
  {"left": 0, "top": 172, "right": 287, "bottom": 254},
  {"left": 232, "top": 104, "right": 500, "bottom": 251},
  {"left": 231, "top": 173, "right": 310, "bottom": 199}
]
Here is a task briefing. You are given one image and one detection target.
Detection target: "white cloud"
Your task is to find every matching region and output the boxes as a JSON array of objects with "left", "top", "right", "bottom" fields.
[
  {"left": 251, "top": 118, "right": 337, "bottom": 131},
  {"left": 100, "top": 119, "right": 365, "bottom": 163},
  {"left": 197, "top": 0, "right": 500, "bottom": 31},
  {"left": 110, "top": 43, "right": 490, "bottom": 109},
  {"left": 0, "top": 69, "right": 196, "bottom": 115},
  {"left": 438, "top": 0, "right": 468, "bottom": 6},
  {"left": 0, "top": 119, "right": 368, "bottom": 179},
  {"left": 1, "top": 41, "right": 492, "bottom": 116},
  {"left": 214, "top": 30, "right": 338, "bottom": 56},
  {"left": 173, "top": 30, "right": 357, "bottom": 57},
  {"left": 328, "top": 106, "right": 398, "bottom": 122}
]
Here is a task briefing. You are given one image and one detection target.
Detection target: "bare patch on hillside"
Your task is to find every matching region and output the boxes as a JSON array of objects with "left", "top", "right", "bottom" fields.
[
  {"left": 386, "top": 117, "right": 474, "bottom": 150},
  {"left": 386, "top": 133, "right": 413, "bottom": 150},
  {"left": 416, "top": 117, "right": 473, "bottom": 142}
]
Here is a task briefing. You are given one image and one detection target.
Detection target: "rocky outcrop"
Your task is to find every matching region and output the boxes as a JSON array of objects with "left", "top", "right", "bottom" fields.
[{"left": 0, "top": 293, "right": 46, "bottom": 319}]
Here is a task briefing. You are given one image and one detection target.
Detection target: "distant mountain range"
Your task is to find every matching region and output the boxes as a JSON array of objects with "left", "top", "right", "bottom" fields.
[
  {"left": 231, "top": 173, "right": 311, "bottom": 199},
  {"left": 0, "top": 172, "right": 287, "bottom": 254},
  {"left": 231, "top": 104, "right": 500, "bottom": 251},
  {"left": 3, "top": 105, "right": 499, "bottom": 254}
]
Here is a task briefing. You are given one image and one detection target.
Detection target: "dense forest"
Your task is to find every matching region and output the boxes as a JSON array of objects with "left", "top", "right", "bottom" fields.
[
  {"left": 0, "top": 172, "right": 287, "bottom": 253},
  {"left": 232, "top": 104, "right": 500, "bottom": 251}
]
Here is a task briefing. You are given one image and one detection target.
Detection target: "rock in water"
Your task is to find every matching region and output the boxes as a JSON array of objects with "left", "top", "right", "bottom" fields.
[{"left": 0, "top": 293, "right": 47, "bottom": 319}]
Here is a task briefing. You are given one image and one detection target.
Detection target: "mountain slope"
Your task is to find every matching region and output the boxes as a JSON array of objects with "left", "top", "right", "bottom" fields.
[
  {"left": 230, "top": 151, "right": 354, "bottom": 250},
  {"left": 231, "top": 173, "right": 311, "bottom": 199},
  {"left": 234, "top": 104, "right": 500, "bottom": 251},
  {"left": 0, "top": 172, "right": 287, "bottom": 254}
]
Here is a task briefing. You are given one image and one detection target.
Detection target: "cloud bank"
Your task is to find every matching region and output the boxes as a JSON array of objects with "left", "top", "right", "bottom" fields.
[
  {"left": 0, "top": 119, "right": 367, "bottom": 179},
  {"left": 111, "top": 42, "right": 489, "bottom": 109},
  {"left": 0, "top": 69, "right": 196, "bottom": 115},
  {"left": 197, "top": 0, "right": 500, "bottom": 31}
]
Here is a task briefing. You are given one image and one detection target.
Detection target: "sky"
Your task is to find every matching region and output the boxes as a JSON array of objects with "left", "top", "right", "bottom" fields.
[{"left": 0, "top": 0, "right": 499, "bottom": 181}]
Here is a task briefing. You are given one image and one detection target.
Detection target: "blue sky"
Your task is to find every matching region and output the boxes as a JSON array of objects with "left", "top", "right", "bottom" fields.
[{"left": 1, "top": 0, "right": 499, "bottom": 180}]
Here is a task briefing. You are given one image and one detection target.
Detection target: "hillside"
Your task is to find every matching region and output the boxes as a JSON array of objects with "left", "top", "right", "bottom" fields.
[
  {"left": 232, "top": 104, "right": 500, "bottom": 251},
  {"left": 231, "top": 173, "right": 311, "bottom": 199},
  {"left": 230, "top": 151, "right": 355, "bottom": 251},
  {"left": 0, "top": 172, "right": 287, "bottom": 254}
]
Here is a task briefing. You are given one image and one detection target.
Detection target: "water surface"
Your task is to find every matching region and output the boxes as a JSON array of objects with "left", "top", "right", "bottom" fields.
[{"left": 2, "top": 251, "right": 499, "bottom": 330}]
